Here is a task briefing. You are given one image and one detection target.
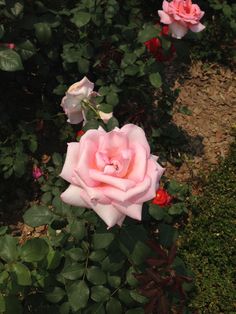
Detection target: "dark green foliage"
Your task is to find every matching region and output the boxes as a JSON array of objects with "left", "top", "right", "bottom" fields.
[
  {"left": 190, "top": 0, "right": 236, "bottom": 64},
  {"left": 180, "top": 137, "right": 236, "bottom": 313}
]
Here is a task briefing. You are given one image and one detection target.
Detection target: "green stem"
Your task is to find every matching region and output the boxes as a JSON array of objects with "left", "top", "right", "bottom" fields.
[{"left": 82, "top": 100, "right": 100, "bottom": 119}]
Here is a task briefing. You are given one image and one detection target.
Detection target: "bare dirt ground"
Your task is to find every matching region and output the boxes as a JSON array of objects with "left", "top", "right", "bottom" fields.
[{"left": 165, "top": 61, "right": 236, "bottom": 189}]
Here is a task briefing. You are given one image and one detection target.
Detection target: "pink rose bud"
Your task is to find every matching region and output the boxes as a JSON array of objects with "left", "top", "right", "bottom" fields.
[
  {"left": 32, "top": 166, "right": 43, "bottom": 180},
  {"left": 7, "top": 43, "right": 16, "bottom": 49},
  {"left": 0, "top": 43, "right": 16, "bottom": 49},
  {"left": 98, "top": 111, "right": 113, "bottom": 124},
  {"left": 158, "top": 0, "right": 205, "bottom": 39},
  {"left": 60, "top": 124, "right": 165, "bottom": 228},
  {"left": 61, "top": 77, "right": 95, "bottom": 124}
]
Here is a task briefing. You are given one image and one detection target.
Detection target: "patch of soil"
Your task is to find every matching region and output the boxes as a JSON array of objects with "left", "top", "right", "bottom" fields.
[{"left": 165, "top": 61, "right": 236, "bottom": 188}]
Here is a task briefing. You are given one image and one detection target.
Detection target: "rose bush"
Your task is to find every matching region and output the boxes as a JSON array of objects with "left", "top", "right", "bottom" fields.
[
  {"left": 158, "top": 0, "right": 205, "bottom": 39},
  {"left": 60, "top": 124, "right": 165, "bottom": 228}
]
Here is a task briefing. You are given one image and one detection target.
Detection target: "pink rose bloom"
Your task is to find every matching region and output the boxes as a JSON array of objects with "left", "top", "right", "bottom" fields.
[
  {"left": 60, "top": 124, "right": 165, "bottom": 228},
  {"left": 32, "top": 166, "right": 43, "bottom": 180},
  {"left": 158, "top": 0, "right": 205, "bottom": 39},
  {"left": 61, "top": 77, "right": 95, "bottom": 124}
]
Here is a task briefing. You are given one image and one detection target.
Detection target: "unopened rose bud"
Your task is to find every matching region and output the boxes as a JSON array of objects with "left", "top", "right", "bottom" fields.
[
  {"left": 98, "top": 111, "right": 113, "bottom": 124},
  {"left": 32, "top": 165, "right": 43, "bottom": 180},
  {"left": 7, "top": 43, "right": 16, "bottom": 49}
]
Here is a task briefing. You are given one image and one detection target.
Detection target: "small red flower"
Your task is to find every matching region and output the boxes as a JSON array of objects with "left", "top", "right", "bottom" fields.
[
  {"left": 76, "top": 130, "right": 85, "bottom": 138},
  {"left": 144, "top": 25, "right": 175, "bottom": 62},
  {"left": 152, "top": 188, "right": 172, "bottom": 207}
]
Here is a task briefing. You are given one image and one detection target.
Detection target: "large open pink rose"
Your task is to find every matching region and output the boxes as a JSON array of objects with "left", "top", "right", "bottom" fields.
[
  {"left": 60, "top": 124, "right": 165, "bottom": 228},
  {"left": 158, "top": 0, "right": 205, "bottom": 39}
]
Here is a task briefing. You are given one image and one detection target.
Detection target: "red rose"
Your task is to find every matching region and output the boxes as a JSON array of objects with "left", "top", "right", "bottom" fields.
[
  {"left": 161, "top": 25, "right": 169, "bottom": 36},
  {"left": 76, "top": 130, "right": 85, "bottom": 138},
  {"left": 144, "top": 25, "right": 175, "bottom": 62},
  {"left": 152, "top": 188, "right": 172, "bottom": 206}
]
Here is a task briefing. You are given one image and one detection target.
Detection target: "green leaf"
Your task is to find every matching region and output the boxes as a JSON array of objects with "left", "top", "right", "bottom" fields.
[
  {"left": 52, "top": 152, "right": 62, "bottom": 166},
  {"left": 66, "top": 248, "right": 86, "bottom": 261},
  {"left": 17, "top": 40, "right": 36, "bottom": 60},
  {"left": 89, "top": 250, "right": 107, "bottom": 262},
  {"left": 129, "top": 290, "right": 148, "bottom": 304},
  {"left": 10, "top": 1, "right": 24, "bottom": 16},
  {"left": 131, "top": 241, "right": 151, "bottom": 265},
  {"left": 168, "top": 203, "right": 184, "bottom": 215},
  {"left": 67, "top": 280, "right": 89, "bottom": 311},
  {"left": 85, "top": 303, "right": 105, "bottom": 314},
  {"left": 101, "top": 256, "right": 124, "bottom": 273},
  {"left": 59, "top": 302, "right": 70, "bottom": 314},
  {"left": 106, "top": 298, "right": 122, "bottom": 314},
  {"left": 93, "top": 233, "right": 114, "bottom": 250},
  {"left": 0, "top": 294, "right": 5, "bottom": 313},
  {"left": 167, "top": 180, "right": 188, "bottom": 197},
  {"left": 125, "top": 308, "right": 144, "bottom": 314},
  {"left": 0, "top": 49, "right": 23, "bottom": 71},
  {"left": 0, "top": 226, "right": 8, "bottom": 236},
  {"left": 91, "top": 285, "right": 110, "bottom": 302},
  {"left": 149, "top": 204, "right": 165, "bottom": 220},
  {"left": 126, "top": 266, "right": 139, "bottom": 287},
  {"left": 223, "top": 4, "right": 232, "bottom": 17},
  {"left": 83, "top": 119, "right": 100, "bottom": 131},
  {"left": 0, "top": 235, "right": 18, "bottom": 262},
  {"left": 10, "top": 262, "right": 32, "bottom": 286},
  {"left": 53, "top": 84, "right": 67, "bottom": 95},
  {"left": 29, "top": 137, "right": 37, "bottom": 152},
  {"left": 61, "top": 263, "right": 84, "bottom": 280},
  {"left": 87, "top": 266, "right": 106, "bottom": 285},
  {"left": 98, "top": 86, "right": 110, "bottom": 96},
  {"left": 77, "top": 56, "right": 90, "bottom": 74},
  {"left": 20, "top": 238, "right": 49, "bottom": 262},
  {"left": 106, "top": 117, "right": 119, "bottom": 131},
  {"left": 46, "top": 248, "right": 62, "bottom": 270},
  {"left": 138, "top": 24, "right": 161, "bottom": 43},
  {"left": 161, "top": 38, "right": 171, "bottom": 51},
  {"left": 34, "top": 23, "right": 52, "bottom": 44},
  {"left": 0, "top": 25, "right": 4, "bottom": 39},
  {"left": 158, "top": 223, "right": 178, "bottom": 248},
  {"left": 68, "top": 220, "right": 85, "bottom": 240},
  {"left": 118, "top": 289, "right": 134, "bottom": 306},
  {"left": 106, "top": 92, "right": 119, "bottom": 106},
  {"left": 0, "top": 271, "right": 9, "bottom": 285},
  {"left": 72, "top": 11, "right": 91, "bottom": 27},
  {"left": 5, "top": 296, "right": 22, "bottom": 314},
  {"left": 149, "top": 72, "right": 162, "bottom": 88},
  {"left": 46, "top": 287, "right": 65, "bottom": 303},
  {"left": 23, "top": 205, "right": 54, "bottom": 227},
  {"left": 107, "top": 275, "right": 121, "bottom": 288},
  {"left": 98, "top": 103, "right": 113, "bottom": 114},
  {"left": 41, "top": 192, "right": 52, "bottom": 204}
]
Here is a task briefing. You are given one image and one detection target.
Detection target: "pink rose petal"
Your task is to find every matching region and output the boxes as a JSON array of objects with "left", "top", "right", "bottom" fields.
[
  {"left": 158, "top": 10, "right": 174, "bottom": 24},
  {"left": 169, "top": 22, "right": 188, "bottom": 39},
  {"left": 60, "top": 143, "right": 80, "bottom": 183},
  {"left": 189, "top": 22, "right": 205, "bottom": 32}
]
